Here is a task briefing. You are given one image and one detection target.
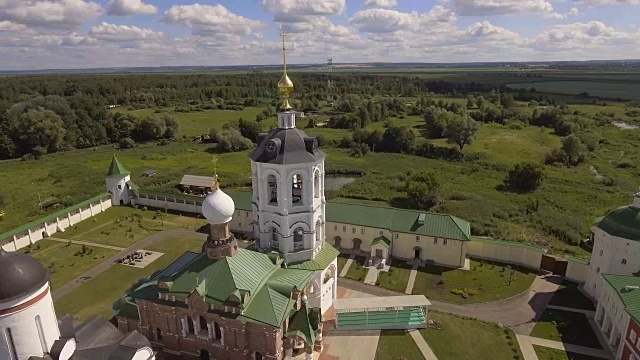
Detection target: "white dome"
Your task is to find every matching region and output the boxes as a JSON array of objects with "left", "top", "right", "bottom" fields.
[{"left": 202, "top": 189, "right": 235, "bottom": 224}]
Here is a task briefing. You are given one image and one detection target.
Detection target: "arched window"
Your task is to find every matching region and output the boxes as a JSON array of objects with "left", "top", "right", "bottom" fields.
[
  {"left": 200, "top": 349, "right": 210, "bottom": 360},
  {"left": 292, "top": 174, "right": 303, "bottom": 204},
  {"left": 187, "top": 317, "right": 195, "bottom": 334},
  {"left": 36, "top": 315, "right": 47, "bottom": 353},
  {"left": 294, "top": 227, "right": 304, "bottom": 251},
  {"left": 199, "top": 315, "right": 207, "bottom": 334},
  {"left": 314, "top": 169, "right": 320, "bottom": 199},
  {"left": 271, "top": 228, "right": 279, "bottom": 249},
  {"left": 214, "top": 322, "right": 222, "bottom": 340},
  {"left": 254, "top": 352, "right": 264, "bottom": 360},
  {"left": 268, "top": 175, "right": 278, "bottom": 204},
  {"left": 156, "top": 328, "right": 163, "bottom": 341},
  {"left": 315, "top": 220, "right": 322, "bottom": 244}
]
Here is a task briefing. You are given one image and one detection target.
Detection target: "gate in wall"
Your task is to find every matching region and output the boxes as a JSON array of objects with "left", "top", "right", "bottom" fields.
[{"left": 540, "top": 254, "right": 568, "bottom": 276}]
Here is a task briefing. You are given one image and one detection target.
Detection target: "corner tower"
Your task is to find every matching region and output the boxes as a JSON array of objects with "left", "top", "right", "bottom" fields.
[
  {"left": 249, "top": 33, "right": 337, "bottom": 314},
  {"left": 105, "top": 155, "right": 131, "bottom": 206}
]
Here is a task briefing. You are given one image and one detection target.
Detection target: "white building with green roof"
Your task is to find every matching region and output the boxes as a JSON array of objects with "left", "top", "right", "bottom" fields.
[{"left": 586, "top": 191, "right": 640, "bottom": 301}]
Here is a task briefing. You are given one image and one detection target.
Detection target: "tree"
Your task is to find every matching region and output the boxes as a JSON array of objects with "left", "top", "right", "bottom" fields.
[
  {"left": 423, "top": 107, "right": 449, "bottom": 138},
  {"left": 119, "top": 137, "right": 136, "bottom": 149},
  {"left": 238, "top": 119, "right": 263, "bottom": 143},
  {"left": 443, "top": 114, "right": 479, "bottom": 150},
  {"left": 466, "top": 95, "right": 475, "bottom": 109},
  {"left": 505, "top": 162, "right": 545, "bottom": 192},
  {"left": 476, "top": 96, "right": 485, "bottom": 108},
  {"left": 13, "top": 109, "right": 66, "bottom": 155},
  {"left": 500, "top": 93, "right": 515, "bottom": 109},
  {"left": 0, "top": 135, "right": 17, "bottom": 160},
  {"left": 160, "top": 115, "right": 180, "bottom": 139},
  {"left": 379, "top": 126, "right": 415, "bottom": 153},
  {"left": 216, "top": 130, "right": 253, "bottom": 152},
  {"left": 134, "top": 116, "right": 166, "bottom": 141},
  {"left": 561, "top": 134, "right": 587, "bottom": 165},
  {"left": 406, "top": 171, "right": 441, "bottom": 210}
]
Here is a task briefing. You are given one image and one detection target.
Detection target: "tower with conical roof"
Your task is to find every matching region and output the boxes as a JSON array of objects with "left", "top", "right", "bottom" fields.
[
  {"left": 248, "top": 33, "right": 338, "bottom": 315},
  {"left": 105, "top": 155, "right": 131, "bottom": 206}
]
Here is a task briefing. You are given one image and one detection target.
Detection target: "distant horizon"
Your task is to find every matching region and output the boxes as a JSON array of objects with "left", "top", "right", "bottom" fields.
[{"left": 3, "top": 58, "right": 640, "bottom": 74}]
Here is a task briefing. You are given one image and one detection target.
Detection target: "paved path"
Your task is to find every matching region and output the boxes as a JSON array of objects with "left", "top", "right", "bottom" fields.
[
  {"left": 516, "top": 334, "right": 539, "bottom": 360},
  {"left": 52, "top": 229, "right": 206, "bottom": 301},
  {"left": 339, "top": 274, "right": 561, "bottom": 335},
  {"left": 405, "top": 263, "right": 418, "bottom": 294},
  {"left": 517, "top": 334, "right": 613, "bottom": 360},
  {"left": 364, "top": 266, "right": 379, "bottom": 285},
  {"left": 409, "top": 329, "right": 438, "bottom": 360},
  {"left": 547, "top": 304, "right": 596, "bottom": 318},
  {"left": 47, "top": 236, "right": 125, "bottom": 251},
  {"left": 339, "top": 255, "right": 354, "bottom": 277}
]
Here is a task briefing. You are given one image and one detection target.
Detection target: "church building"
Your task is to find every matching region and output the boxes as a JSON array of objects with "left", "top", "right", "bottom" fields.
[{"left": 116, "top": 36, "right": 337, "bottom": 360}]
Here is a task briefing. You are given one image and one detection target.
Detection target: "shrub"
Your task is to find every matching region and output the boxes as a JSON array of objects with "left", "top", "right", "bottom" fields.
[
  {"left": 451, "top": 289, "right": 464, "bottom": 295},
  {"left": 504, "top": 162, "right": 545, "bottom": 192}
]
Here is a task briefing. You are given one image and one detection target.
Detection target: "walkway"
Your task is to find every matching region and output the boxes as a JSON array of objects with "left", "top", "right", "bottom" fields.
[
  {"left": 48, "top": 236, "right": 125, "bottom": 251},
  {"left": 408, "top": 329, "right": 438, "bottom": 360},
  {"left": 363, "top": 266, "right": 379, "bottom": 285},
  {"left": 339, "top": 274, "right": 562, "bottom": 335},
  {"left": 52, "top": 229, "right": 206, "bottom": 301},
  {"left": 339, "top": 254, "right": 354, "bottom": 277},
  {"left": 405, "top": 263, "right": 418, "bottom": 294},
  {"left": 516, "top": 334, "right": 613, "bottom": 360}
]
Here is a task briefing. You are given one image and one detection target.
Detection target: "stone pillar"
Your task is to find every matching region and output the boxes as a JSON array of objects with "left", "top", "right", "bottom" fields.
[
  {"left": 208, "top": 323, "right": 213, "bottom": 339},
  {"left": 313, "top": 323, "right": 323, "bottom": 352},
  {"left": 220, "top": 327, "right": 224, "bottom": 346},
  {"left": 180, "top": 318, "right": 187, "bottom": 338},
  {"left": 194, "top": 317, "right": 201, "bottom": 333},
  {"left": 284, "top": 338, "right": 293, "bottom": 358},
  {"left": 305, "top": 344, "right": 313, "bottom": 360}
]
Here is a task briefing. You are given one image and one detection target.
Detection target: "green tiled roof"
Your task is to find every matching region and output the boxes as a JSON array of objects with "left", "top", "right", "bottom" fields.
[
  {"left": 0, "top": 192, "right": 111, "bottom": 243},
  {"left": 372, "top": 235, "right": 391, "bottom": 249},
  {"left": 602, "top": 274, "right": 640, "bottom": 323},
  {"left": 471, "top": 237, "right": 548, "bottom": 254},
  {"left": 566, "top": 255, "right": 589, "bottom": 265},
  {"left": 228, "top": 192, "right": 471, "bottom": 241},
  {"left": 287, "top": 243, "right": 339, "bottom": 270},
  {"left": 127, "top": 180, "right": 140, "bottom": 191},
  {"left": 131, "top": 248, "right": 317, "bottom": 327},
  {"left": 595, "top": 205, "right": 640, "bottom": 241},
  {"left": 286, "top": 302, "right": 318, "bottom": 345},
  {"left": 106, "top": 155, "right": 130, "bottom": 177}
]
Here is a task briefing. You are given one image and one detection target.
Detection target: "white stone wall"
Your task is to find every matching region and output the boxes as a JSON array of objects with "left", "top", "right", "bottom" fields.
[
  {"left": 467, "top": 240, "right": 544, "bottom": 270},
  {"left": 566, "top": 258, "right": 589, "bottom": 284},
  {"left": 586, "top": 227, "right": 640, "bottom": 300},
  {"left": 0, "top": 283, "right": 60, "bottom": 360},
  {"left": 135, "top": 193, "right": 201, "bottom": 214},
  {"left": 596, "top": 278, "right": 630, "bottom": 354},
  {"left": 307, "top": 258, "right": 337, "bottom": 315},
  {"left": 1, "top": 197, "right": 112, "bottom": 252}
]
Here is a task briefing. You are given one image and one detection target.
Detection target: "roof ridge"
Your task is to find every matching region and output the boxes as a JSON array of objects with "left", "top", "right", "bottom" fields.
[
  {"left": 448, "top": 214, "right": 471, "bottom": 240},
  {"left": 330, "top": 201, "right": 454, "bottom": 216}
]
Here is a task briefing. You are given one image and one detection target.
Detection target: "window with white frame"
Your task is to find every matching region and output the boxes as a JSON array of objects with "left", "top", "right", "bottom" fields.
[
  {"left": 622, "top": 259, "right": 628, "bottom": 265},
  {"left": 636, "top": 337, "right": 640, "bottom": 349},
  {"left": 343, "top": 226, "right": 346, "bottom": 232},
  {"left": 361, "top": 228, "right": 365, "bottom": 235},
  {"left": 395, "top": 234, "right": 399, "bottom": 239},
  {"left": 334, "top": 225, "right": 338, "bottom": 231},
  {"left": 443, "top": 239, "right": 448, "bottom": 246},
  {"left": 352, "top": 227, "right": 356, "bottom": 234},
  {"left": 630, "top": 329, "right": 637, "bottom": 344},
  {"left": 434, "top": 238, "right": 438, "bottom": 245},
  {"left": 631, "top": 354, "right": 638, "bottom": 360},
  {"left": 599, "top": 250, "right": 603, "bottom": 256},
  {"left": 379, "top": 231, "right": 383, "bottom": 235},
  {"left": 416, "top": 236, "right": 420, "bottom": 242}
]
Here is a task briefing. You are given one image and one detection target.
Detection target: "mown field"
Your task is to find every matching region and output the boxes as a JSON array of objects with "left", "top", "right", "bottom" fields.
[{"left": 1, "top": 69, "right": 640, "bottom": 256}]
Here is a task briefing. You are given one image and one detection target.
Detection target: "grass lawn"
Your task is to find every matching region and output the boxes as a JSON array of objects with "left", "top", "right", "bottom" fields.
[
  {"left": 411, "top": 259, "right": 537, "bottom": 304},
  {"left": 377, "top": 259, "right": 412, "bottom": 292},
  {"left": 374, "top": 330, "right": 425, "bottom": 360},
  {"left": 533, "top": 345, "right": 606, "bottom": 360},
  {"left": 549, "top": 280, "right": 595, "bottom": 311},
  {"left": 53, "top": 237, "right": 204, "bottom": 321},
  {"left": 344, "top": 255, "right": 368, "bottom": 281},
  {"left": 56, "top": 206, "right": 205, "bottom": 247},
  {"left": 336, "top": 253, "right": 350, "bottom": 274},
  {"left": 549, "top": 280, "right": 596, "bottom": 311},
  {"left": 21, "top": 240, "right": 118, "bottom": 290},
  {"left": 420, "top": 311, "right": 523, "bottom": 360},
  {"left": 531, "top": 309, "right": 602, "bottom": 349}
]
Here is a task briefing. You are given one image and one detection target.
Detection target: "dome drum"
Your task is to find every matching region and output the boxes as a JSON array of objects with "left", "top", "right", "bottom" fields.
[{"left": 0, "top": 249, "right": 49, "bottom": 304}]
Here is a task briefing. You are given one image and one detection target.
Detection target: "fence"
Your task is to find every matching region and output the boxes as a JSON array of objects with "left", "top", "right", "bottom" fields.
[
  {"left": 1, "top": 193, "right": 112, "bottom": 251},
  {"left": 467, "top": 237, "right": 547, "bottom": 271}
]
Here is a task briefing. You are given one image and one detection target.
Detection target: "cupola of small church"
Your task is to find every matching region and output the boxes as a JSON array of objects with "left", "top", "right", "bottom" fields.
[{"left": 201, "top": 175, "right": 238, "bottom": 259}]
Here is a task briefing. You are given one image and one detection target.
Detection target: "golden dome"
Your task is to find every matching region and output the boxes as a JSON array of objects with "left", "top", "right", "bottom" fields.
[{"left": 278, "top": 72, "right": 294, "bottom": 89}]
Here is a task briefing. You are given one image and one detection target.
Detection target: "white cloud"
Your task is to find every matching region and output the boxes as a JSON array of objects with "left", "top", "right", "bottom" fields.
[
  {"left": 534, "top": 21, "right": 639, "bottom": 52},
  {"left": 263, "top": 0, "right": 346, "bottom": 16},
  {"left": 445, "top": 0, "right": 555, "bottom": 16},
  {"left": 349, "top": 6, "right": 455, "bottom": 33},
  {"left": 364, "top": 0, "right": 398, "bottom": 8},
  {"left": 0, "top": 0, "right": 103, "bottom": 28},
  {"left": 106, "top": 0, "right": 157, "bottom": 16},
  {"left": 89, "top": 22, "right": 162, "bottom": 42},
  {"left": 163, "top": 4, "right": 262, "bottom": 37},
  {"left": 0, "top": 20, "right": 26, "bottom": 32},
  {"left": 573, "top": 0, "right": 640, "bottom": 4}
]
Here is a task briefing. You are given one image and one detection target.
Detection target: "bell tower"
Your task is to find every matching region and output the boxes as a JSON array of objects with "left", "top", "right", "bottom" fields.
[{"left": 248, "top": 32, "right": 326, "bottom": 265}]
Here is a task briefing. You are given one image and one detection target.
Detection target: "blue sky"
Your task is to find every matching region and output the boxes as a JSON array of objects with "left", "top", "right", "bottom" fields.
[{"left": 0, "top": 0, "right": 639, "bottom": 70}]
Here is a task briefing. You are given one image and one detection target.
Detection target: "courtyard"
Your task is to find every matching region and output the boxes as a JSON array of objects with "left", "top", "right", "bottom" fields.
[{"left": 530, "top": 309, "right": 602, "bottom": 349}]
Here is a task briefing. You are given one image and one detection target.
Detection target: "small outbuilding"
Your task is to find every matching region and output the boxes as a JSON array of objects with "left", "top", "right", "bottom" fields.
[{"left": 180, "top": 175, "right": 216, "bottom": 195}]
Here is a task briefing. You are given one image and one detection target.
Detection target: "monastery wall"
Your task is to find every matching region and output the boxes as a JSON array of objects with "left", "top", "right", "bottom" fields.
[
  {"left": 467, "top": 238, "right": 545, "bottom": 270},
  {"left": 566, "top": 257, "right": 589, "bottom": 283},
  {"left": 1, "top": 194, "right": 112, "bottom": 251}
]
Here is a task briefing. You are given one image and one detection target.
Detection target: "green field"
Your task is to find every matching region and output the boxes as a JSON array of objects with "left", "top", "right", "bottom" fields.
[
  {"left": 377, "top": 259, "right": 412, "bottom": 293},
  {"left": 506, "top": 81, "right": 640, "bottom": 100},
  {"left": 420, "top": 311, "right": 523, "bottom": 360},
  {"left": 411, "top": 259, "right": 536, "bottom": 304},
  {"left": 53, "top": 237, "right": 204, "bottom": 321},
  {"left": 56, "top": 206, "right": 206, "bottom": 247},
  {"left": 531, "top": 309, "right": 602, "bottom": 348},
  {"left": 344, "top": 255, "right": 368, "bottom": 281},
  {"left": 375, "top": 330, "right": 425, "bottom": 360},
  {"left": 22, "top": 239, "right": 117, "bottom": 289}
]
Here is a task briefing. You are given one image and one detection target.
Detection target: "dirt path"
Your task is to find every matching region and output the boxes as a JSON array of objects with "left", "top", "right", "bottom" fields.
[
  {"left": 47, "top": 236, "right": 125, "bottom": 251},
  {"left": 52, "top": 229, "right": 206, "bottom": 301}
]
